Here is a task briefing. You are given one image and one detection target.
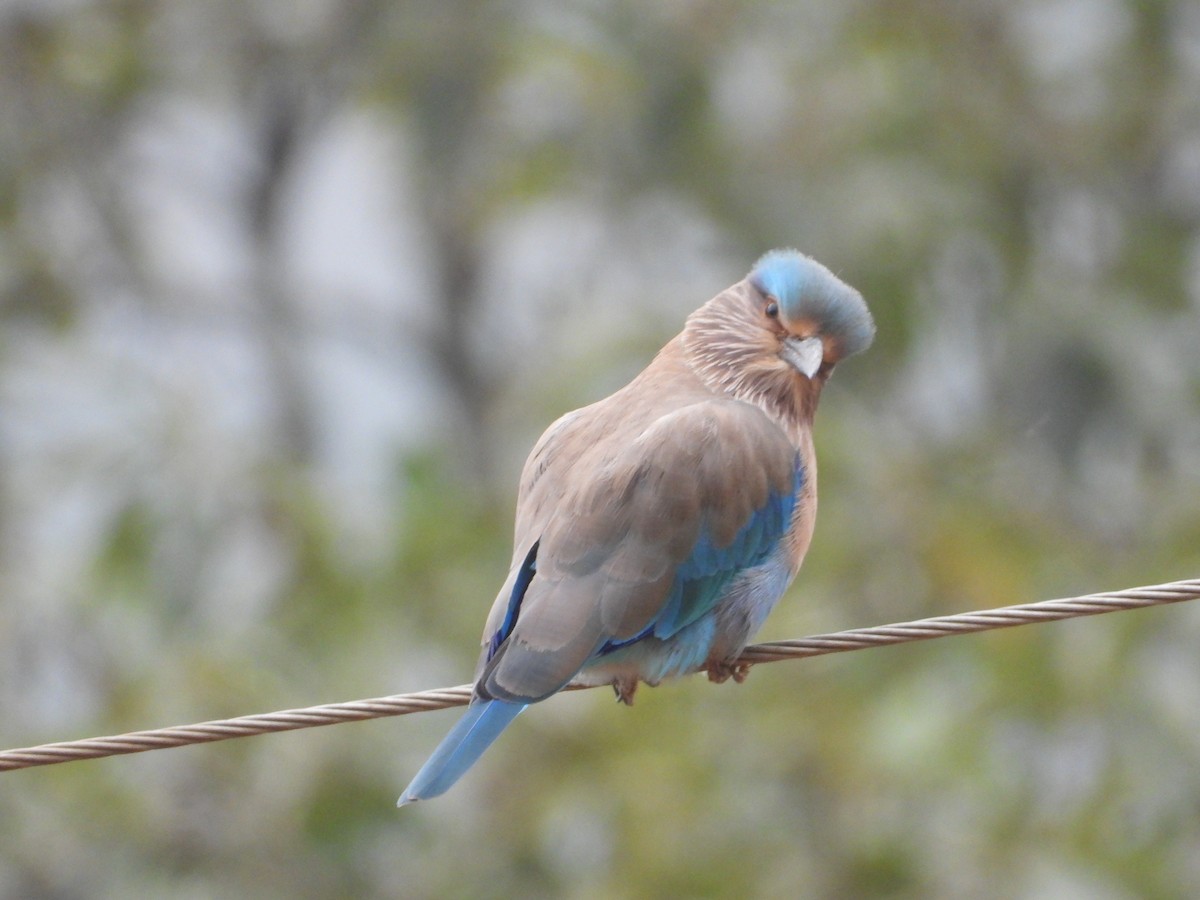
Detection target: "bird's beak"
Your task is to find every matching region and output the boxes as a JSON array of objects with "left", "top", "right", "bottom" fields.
[{"left": 781, "top": 335, "right": 824, "bottom": 379}]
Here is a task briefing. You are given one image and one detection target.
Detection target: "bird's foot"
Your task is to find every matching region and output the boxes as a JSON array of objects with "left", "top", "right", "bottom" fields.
[
  {"left": 705, "top": 660, "right": 752, "bottom": 685},
  {"left": 612, "top": 678, "right": 638, "bottom": 705}
]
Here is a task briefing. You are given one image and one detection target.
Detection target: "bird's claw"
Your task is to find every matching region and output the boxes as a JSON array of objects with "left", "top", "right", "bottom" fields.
[
  {"left": 612, "top": 678, "right": 638, "bottom": 705},
  {"left": 705, "top": 661, "right": 752, "bottom": 684}
]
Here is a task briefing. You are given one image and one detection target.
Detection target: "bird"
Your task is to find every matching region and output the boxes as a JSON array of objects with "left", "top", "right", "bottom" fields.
[{"left": 398, "top": 248, "right": 874, "bottom": 805}]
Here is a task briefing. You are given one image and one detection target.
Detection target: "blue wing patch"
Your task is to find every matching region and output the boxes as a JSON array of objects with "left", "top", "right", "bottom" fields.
[
  {"left": 600, "top": 453, "right": 803, "bottom": 654},
  {"left": 487, "top": 540, "right": 538, "bottom": 661}
]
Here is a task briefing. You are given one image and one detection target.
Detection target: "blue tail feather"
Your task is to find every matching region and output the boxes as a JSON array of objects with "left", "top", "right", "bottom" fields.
[{"left": 397, "top": 699, "right": 526, "bottom": 806}]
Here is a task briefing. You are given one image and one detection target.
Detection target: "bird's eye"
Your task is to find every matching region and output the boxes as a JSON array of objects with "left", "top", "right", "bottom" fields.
[{"left": 765, "top": 300, "right": 779, "bottom": 319}]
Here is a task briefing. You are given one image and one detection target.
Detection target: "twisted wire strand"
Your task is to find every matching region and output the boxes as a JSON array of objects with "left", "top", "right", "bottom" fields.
[{"left": 2, "top": 577, "right": 1197, "bottom": 772}]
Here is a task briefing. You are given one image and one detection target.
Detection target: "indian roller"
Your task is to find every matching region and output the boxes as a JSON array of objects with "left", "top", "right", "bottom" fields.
[{"left": 399, "top": 249, "right": 874, "bottom": 805}]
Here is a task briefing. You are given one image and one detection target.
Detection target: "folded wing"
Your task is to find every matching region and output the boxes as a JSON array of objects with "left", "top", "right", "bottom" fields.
[{"left": 478, "top": 399, "right": 801, "bottom": 703}]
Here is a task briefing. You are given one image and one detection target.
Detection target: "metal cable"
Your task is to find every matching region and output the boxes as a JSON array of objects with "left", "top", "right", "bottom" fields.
[{"left": 2, "top": 577, "right": 1197, "bottom": 772}]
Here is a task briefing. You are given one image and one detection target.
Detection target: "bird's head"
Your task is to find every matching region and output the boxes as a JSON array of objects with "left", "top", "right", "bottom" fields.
[
  {"left": 748, "top": 249, "right": 875, "bottom": 380},
  {"left": 683, "top": 249, "right": 874, "bottom": 424}
]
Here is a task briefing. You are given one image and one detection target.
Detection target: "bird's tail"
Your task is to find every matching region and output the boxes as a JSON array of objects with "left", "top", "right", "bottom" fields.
[{"left": 397, "top": 698, "right": 526, "bottom": 806}]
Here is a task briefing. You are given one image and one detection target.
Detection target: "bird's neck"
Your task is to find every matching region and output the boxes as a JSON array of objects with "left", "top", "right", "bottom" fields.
[{"left": 678, "top": 286, "right": 821, "bottom": 445}]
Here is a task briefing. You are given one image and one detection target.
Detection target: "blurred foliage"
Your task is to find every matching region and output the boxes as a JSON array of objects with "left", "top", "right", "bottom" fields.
[{"left": 2, "top": 0, "right": 1200, "bottom": 898}]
